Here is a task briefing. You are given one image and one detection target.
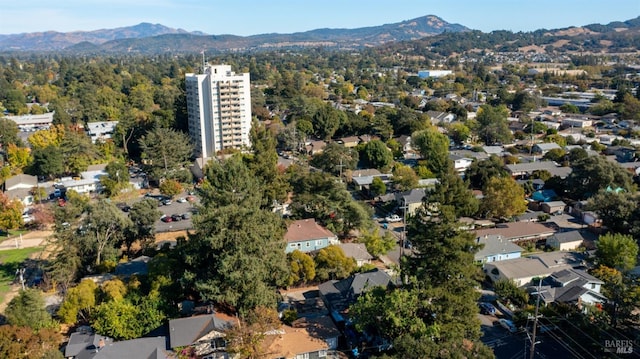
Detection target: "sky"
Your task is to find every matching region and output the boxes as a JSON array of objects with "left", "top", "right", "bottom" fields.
[{"left": 1, "top": 0, "right": 639, "bottom": 36}]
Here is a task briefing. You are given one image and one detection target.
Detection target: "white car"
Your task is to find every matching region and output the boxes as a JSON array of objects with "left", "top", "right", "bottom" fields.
[
  {"left": 384, "top": 214, "right": 402, "bottom": 223},
  {"left": 177, "top": 197, "right": 187, "bottom": 203},
  {"left": 498, "top": 319, "right": 518, "bottom": 333}
]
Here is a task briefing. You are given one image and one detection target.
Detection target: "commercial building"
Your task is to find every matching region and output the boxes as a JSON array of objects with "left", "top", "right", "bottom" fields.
[{"left": 185, "top": 64, "right": 252, "bottom": 158}]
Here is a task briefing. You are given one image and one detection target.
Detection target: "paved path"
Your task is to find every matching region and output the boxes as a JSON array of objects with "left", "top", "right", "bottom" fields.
[{"left": 0, "top": 231, "right": 52, "bottom": 251}]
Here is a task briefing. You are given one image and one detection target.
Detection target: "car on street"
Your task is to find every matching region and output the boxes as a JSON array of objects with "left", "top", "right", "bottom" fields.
[
  {"left": 498, "top": 319, "right": 518, "bottom": 333},
  {"left": 479, "top": 302, "right": 497, "bottom": 315},
  {"left": 384, "top": 214, "right": 402, "bottom": 223}
]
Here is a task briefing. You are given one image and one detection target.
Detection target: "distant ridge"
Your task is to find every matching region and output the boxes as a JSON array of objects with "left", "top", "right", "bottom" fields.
[{"left": 0, "top": 15, "right": 468, "bottom": 52}]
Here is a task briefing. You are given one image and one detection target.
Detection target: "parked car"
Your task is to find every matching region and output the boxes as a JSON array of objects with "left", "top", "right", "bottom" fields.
[
  {"left": 498, "top": 319, "right": 518, "bottom": 333},
  {"left": 479, "top": 302, "right": 497, "bottom": 315},
  {"left": 177, "top": 197, "right": 187, "bottom": 203},
  {"left": 171, "top": 214, "right": 183, "bottom": 221},
  {"left": 384, "top": 214, "right": 402, "bottom": 223},
  {"left": 181, "top": 212, "right": 192, "bottom": 220},
  {"left": 161, "top": 216, "right": 173, "bottom": 223},
  {"left": 163, "top": 199, "right": 173, "bottom": 206}
]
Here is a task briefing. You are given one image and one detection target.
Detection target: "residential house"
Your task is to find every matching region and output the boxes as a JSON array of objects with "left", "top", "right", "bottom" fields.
[
  {"left": 263, "top": 322, "right": 337, "bottom": 359},
  {"left": 528, "top": 268, "right": 606, "bottom": 307},
  {"left": 339, "top": 136, "right": 360, "bottom": 148},
  {"left": 562, "top": 118, "right": 593, "bottom": 128},
  {"left": 3, "top": 174, "right": 37, "bottom": 207},
  {"left": 4, "top": 112, "right": 54, "bottom": 131},
  {"left": 546, "top": 231, "right": 586, "bottom": 251},
  {"left": 64, "top": 331, "right": 169, "bottom": 359},
  {"left": 505, "top": 161, "right": 572, "bottom": 179},
  {"left": 169, "top": 313, "right": 235, "bottom": 358},
  {"left": 484, "top": 251, "right": 586, "bottom": 287},
  {"left": 86, "top": 121, "right": 118, "bottom": 143},
  {"left": 474, "top": 235, "right": 525, "bottom": 264},
  {"left": 349, "top": 169, "right": 393, "bottom": 193},
  {"left": 339, "top": 243, "right": 373, "bottom": 266},
  {"left": 115, "top": 256, "right": 151, "bottom": 277},
  {"left": 395, "top": 135, "right": 413, "bottom": 154},
  {"left": 426, "top": 111, "right": 455, "bottom": 125},
  {"left": 306, "top": 140, "right": 327, "bottom": 155},
  {"left": 394, "top": 188, "right": 426, "bottom": 216},
  {"left": 449, "top": 154, "right": 474, "bottom": 174},
  {"left": 540, "top": 201, "right": 566, "bottom": 214},
  {"left": 284, "top": 219, "right": 338, "bottom": 253},
  {"left": 532, "top": 142, "right": 562, "bottom": 155},
  {"left": 474, "top": 222, "right": 557, "bottom": 243},
  {"left": 482, "top": 146, "right": 504, "bottom": 155},
  {"left": 319, "top": 268, "right": 397, "bottom": 311}
]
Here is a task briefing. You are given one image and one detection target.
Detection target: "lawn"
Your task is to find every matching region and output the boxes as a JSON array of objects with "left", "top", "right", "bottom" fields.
[{"left": 0, "top": 247, "right": 44, "bottom": 304}]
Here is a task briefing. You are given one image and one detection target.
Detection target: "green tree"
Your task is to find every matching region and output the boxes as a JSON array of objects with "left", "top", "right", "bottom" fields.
[
  {"left": 159, "top": 179, "right": 183, "bottom": 198},
  {"left": 476, "top": 104, "right": 512, "bottom": 145},
  {"left": 361, "top": 139, "right": 393, "bottom": 170},
  {"left": 5, "top": 289, "right": 55, "bottom": 331},
  {"left": 465, "top": 155, "right": 507, "bottom": 190},
  {"left": 181, "top": 157, "right": 288, "bottom": 314},
  {"left": 370, "top": 176, "right": 387, "bottom": 197},
  {"left": 311, "top": 103, "right": 345, "bottom": 140},
  {"left": 448, "top": 122, "right": 471, "bottom": 145},
  {"left": 314, "top": 245, "right": 356, "bottom": 281},
  {"left": 126, "top": 198, "right": 162, "bottom": 249},
  {"left": 357, "top": 227, "right": 395, "bottom": 258},
  {"left": 287, "top": 250, "right": 316, "bottom": 286},
  {"left": 30, "top": 145, "right": 64, "bottom": 179},
  {"left": 80, "top": 200, "right": 133, "bottom": 267},
  {"left": 480, "top": 176, "right": 527, "bottom": 219},
  {"left": 0, "top": 118, "right": 22, "bottom": 149},
  {"left": 138, "top": 127, "right": 192, "bottom": 180},
  {"left": 427, "top": 166, "right": 479, "bottom": 218},
  {"left": 392, "top": 164, "right": 418, "bottom": 191},
  {"left": 91, "top": 300, "right": 141, "bottom": 340},
  {"left": 493, "top": 279, "right": 529, "bottom": 307},
  {"left": 411, "top": 127, "right": 450, "bottom": 177},
  {"left": 566, "top": 155, "right": 634, "bottom": 199},
  {"left": 543, "top": 148, "right": 566, "bottom": 162},
  {"left": 587, "top": 191, "right": 638, "bottom": 235},
  {"left": 596, "top": 233, "right": 638, "bottom": 271},
  {"left": 309, "top": 142, "right": 358, "bottom": 176}
]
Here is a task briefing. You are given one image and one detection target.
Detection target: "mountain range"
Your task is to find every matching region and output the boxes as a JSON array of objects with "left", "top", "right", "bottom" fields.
[
  {"left": 0, "top": 15, "right": 638, "bottom": 54},
  {"left": 0, "top": 15, "right": 467, "bottom": 52}
]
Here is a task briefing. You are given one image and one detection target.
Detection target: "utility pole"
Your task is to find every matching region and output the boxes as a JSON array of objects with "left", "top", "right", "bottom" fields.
[{"left": 529, "top": 278, "right": 543, "bottom": 359}]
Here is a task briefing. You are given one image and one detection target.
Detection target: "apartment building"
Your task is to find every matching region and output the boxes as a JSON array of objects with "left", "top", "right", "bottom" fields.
[{"left": 185, "top": 64, "right": 252, "bottom": 158}]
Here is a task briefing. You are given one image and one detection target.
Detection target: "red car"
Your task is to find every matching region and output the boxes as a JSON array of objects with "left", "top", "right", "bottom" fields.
[{"left": 161, "top": 216, "right": 172, "bottom": 223}]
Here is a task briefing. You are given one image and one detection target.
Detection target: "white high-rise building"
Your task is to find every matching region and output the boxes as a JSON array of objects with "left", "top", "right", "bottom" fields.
[{"left": 185, "top": 64, "right": 252, "bottom": 158}]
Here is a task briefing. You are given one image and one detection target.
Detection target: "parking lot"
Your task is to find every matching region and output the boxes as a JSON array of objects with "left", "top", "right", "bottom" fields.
[{"left": 153, "top": 194, "right": 199, "bottom": 232}]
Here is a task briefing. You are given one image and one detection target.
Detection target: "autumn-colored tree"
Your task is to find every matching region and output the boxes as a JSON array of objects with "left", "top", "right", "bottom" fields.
[
  {"left": 160, "top": 179, "right": 184, "bottom": 198},
  {"left": 225, "top": 307, "right": 280, "bottom": 359},
  {"left": 27, "top": 124, "right": 65, "bottom": 150},
  {"left": 6, "top": 143, "right": 31, "bottom": 172},
  {"left": 358, "top": 227, "right": 395, "bottom": 258},
  {"left": 392, "top": 163, "right": 419, "bottom": 191},
  {"left": 0, "top": 192, "right": 24, "bottom": 232},
  {"left": 58, "top": 279, "right": 98, "bottom": 324},
  {"left": 287, "top": 250, "right": 316, "bottom": 286},
  {"left": 314, "top": 245, "right": 356, "bottom": 281},
  {"left": 480, "top": 176, "right": 527, "bottom": 219},
  {"left": 0, "top": 325, "right": 62, "bottom": 359}
]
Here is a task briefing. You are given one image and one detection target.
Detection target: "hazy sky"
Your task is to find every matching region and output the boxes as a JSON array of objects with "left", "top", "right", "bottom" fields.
[{"left": 1, "top": 0, "right": 638, "bottom": 35}]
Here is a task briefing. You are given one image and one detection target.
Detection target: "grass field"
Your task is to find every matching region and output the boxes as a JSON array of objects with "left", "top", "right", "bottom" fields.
[{"left": 0, "top": 247, "right": 43, "bottom": 303}]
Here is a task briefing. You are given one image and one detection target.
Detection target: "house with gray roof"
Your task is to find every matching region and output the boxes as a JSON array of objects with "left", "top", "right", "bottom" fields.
[
  {"left": 527, "top": 268, "right": 606, "bottom": 307},
  {"left": 318, "top": 269, "right": 398, "bottom": 311},
  {"left": 338, "top": 243, "right": 373, "bottom": 266},
  {"left": 474, "top": 235, "right": 524, "bottom": 264},
  {"left": 532, "top": 142, "right": 562, "bottom": 155},
  {"left": 484, "top": 251, "right": 586, "bottom": 287},
  {"left": 64, "top": 332, "right": 169, "bottom": 359},
  {"left": 394, "top": 188, "right": 426, "bottom": 216},
  {"left": 506, "top": 161, "right": 572, "bottom": 179},
  {"left": 168, "top": 313, "right": 235, "bottom": 357},
  {"left": 482, "top": 146, "right": 504, "bottom": 155},
  {"left": 546, "top": 231, "right": 586, "bottom": 251}
]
